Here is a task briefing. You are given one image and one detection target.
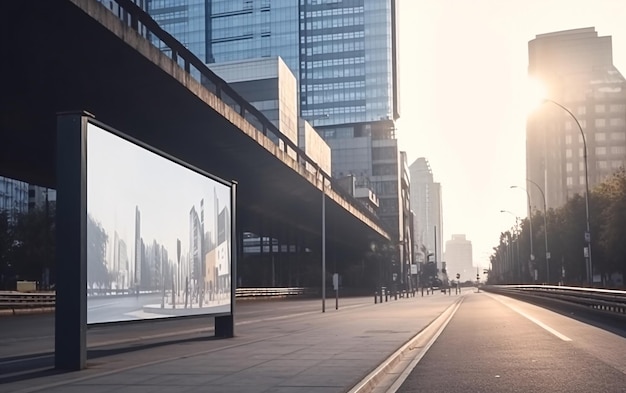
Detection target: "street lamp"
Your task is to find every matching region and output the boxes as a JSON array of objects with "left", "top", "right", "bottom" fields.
[
  {"left": 526, "top": 179, "right": 550, "bottom": 283},
  {"left": 510, "top": 185, "right": 535, "bottom": 282},
  {"left": 541, "top": 99, "right": 592, "bottom": 285}
]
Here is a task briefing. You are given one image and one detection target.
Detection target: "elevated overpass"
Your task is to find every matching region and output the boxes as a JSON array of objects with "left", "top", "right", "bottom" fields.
[{"left": 1, "top": 0, "right": 391, "bottom": 287}]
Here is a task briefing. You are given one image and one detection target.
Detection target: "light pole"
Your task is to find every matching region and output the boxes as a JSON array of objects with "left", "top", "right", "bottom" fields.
[
  {"left": 541, "top": 99, "right": 592, "bottom": 285},
  {"left": 511, "top": 185, "right": 535, "bottom": 282},
  {"left": 526, "top": 179, "right": 550, "bottom": 283}
]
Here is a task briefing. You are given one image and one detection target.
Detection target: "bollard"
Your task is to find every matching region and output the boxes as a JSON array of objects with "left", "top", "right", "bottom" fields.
[
  {"left": 385, "top": 290, "right": 388, "bottom": 302},
  {"left": 421, "top": 287, "right": 424, "bottom": 297},
  {"left": 374, "top": 291, "right": 378, "bottom": 304},
  {"left": 379, "top": 288, "right": 383, "bottom": 303}
]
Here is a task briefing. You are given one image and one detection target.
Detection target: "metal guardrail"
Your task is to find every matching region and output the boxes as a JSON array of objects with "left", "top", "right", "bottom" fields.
[
  {"left": 485, "top": 285, "right": 626, "bottom": 317},
  {"left": 0, "top": 287, "right": 311, "bottom": 311},
  {"left": 0, "top": 292, "right": 56, "bottom": 309}
]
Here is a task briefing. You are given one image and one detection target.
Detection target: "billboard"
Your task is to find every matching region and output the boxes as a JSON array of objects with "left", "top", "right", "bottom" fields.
[{"left": 85, "top": 121, "right": 233, "bottom": 324}]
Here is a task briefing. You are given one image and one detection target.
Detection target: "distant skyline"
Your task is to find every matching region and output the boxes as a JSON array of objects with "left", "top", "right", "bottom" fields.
[
  {"left": 86, "top": 123, "right": 232, "bottom": 269},
  {"left": 397, "top": 0, "right": 626, "bottom": 269}
]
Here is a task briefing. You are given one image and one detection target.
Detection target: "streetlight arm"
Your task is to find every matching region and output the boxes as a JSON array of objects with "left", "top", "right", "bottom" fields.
[{"left": 542, "top": 98, "right": 592, "bottom": 284}]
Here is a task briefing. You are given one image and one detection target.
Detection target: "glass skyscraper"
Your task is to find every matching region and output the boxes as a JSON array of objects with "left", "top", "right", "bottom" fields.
[
  {"left": 0, "top": 176, "right": 29, "bottom": 222},
  {"left": 299, "top": 0, "right": 399, "bottom": 127},
  {"left": 144, "top": 0, "right": 399, "bottom": 128}
]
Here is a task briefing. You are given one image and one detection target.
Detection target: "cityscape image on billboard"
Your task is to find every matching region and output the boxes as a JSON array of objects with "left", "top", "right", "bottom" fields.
[{"left": 86, "top": 122, "right": 232, "bottom": 324}]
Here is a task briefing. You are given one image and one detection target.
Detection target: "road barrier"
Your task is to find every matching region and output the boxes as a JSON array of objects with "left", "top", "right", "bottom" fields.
[{"left": 484, "top": 284, "right": 626, "bottom": 319}]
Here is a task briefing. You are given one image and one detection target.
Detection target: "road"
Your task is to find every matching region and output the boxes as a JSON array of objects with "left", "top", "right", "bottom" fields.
[
  {"left": 2, "top": 290, "right": 625, "bottom": 392},
  {"left": 389, "top": 291, "right": 626, "bottom": 393}
]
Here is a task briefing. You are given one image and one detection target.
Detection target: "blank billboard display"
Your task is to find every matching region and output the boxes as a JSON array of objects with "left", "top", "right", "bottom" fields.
[{"left": 86, "top": 122, "right": 232, "bottom": 324}]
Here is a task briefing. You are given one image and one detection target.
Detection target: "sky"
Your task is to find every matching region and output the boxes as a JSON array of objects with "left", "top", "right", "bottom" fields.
[{"left": 396, "top": 0, "right": 626, "bottom": 270}]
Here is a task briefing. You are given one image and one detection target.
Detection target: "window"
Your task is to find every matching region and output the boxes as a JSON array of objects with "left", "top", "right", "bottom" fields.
[
  {"left": 595, "top": 104, "right": 606, "bottom": 113},
  {"left": 595, "top": 118, "right": 606, "bottom": 128},
  {"left": 566, "top": 162, "right": 573, "bottom": 172},
  {"left": 596, "top": 146, "right": 607, "bottom": 155},
  {"left": 595, "top": 133, "right": 606, "bottom": 142}
]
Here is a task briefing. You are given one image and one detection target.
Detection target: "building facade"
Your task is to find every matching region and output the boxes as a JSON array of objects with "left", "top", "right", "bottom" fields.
[
  {"left": 527, "top": 27, "right": 626, "bottom": 210},
  {"left": 443, "top": 234, "right": 473, "bottom": 281},
  {"left": 408, "top": 158, "right": 443, "bottom": 266},
  {"left": 0, "top": 177, "right": 29, "bottom": 222},
  {"left": 208, "top": 57, "right": 299, "bottom": 146}
]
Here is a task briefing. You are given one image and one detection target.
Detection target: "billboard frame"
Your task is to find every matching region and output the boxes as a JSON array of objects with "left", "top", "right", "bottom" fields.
[{"left": 55, "top": 112, "right": 237, "bottom": 370}]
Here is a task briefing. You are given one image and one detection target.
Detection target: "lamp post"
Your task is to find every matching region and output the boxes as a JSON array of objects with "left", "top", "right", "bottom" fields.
[
  {"left": 542, "top": 99, "right": 592, "bottom": 285},
  {"left": 526, "top": 179, "right": 550, "bottom": 283},
  {"left": 510, "top": 185, "right": 535, "bottom": 282}
]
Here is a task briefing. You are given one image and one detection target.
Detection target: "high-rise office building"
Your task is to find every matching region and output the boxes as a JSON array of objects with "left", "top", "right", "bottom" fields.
[
  {"left": 409, "top": 158, "right": 443, "bottom": 265},
  {"left": 298, "top": 1, "right": 404, "bottom": 259},
  {"left": 444, "top": 234, "right": 473, "bottom": 281},
  {"left": 0, "top": 176, "right": 29, "bottom": 222},
  {"left": 527, "top": 27, "right": 626, "bottom": 210},
  {"left": 102, "top": 1, "right": 406, "bottom": 273}
]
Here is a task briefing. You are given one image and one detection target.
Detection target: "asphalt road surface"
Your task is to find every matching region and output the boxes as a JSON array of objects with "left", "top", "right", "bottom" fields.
[{"left": 393, "top": 291, "right": 626, "bottom": 393}]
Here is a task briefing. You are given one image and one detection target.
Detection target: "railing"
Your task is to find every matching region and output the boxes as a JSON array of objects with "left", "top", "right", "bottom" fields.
[
  {"left": 97, "top": 0, "right": 387, "bottom": 234},
  {"left": 484, "top": 285, "right": 626, "bottom": 318},
  {"left": 0, "top": 287, "right": 311, "bottom": 312},
  {"left": 236, "top": 287, "right": 311, "bottom": 298},
  {"left": 0, "top": 292, "right": 56, "bottom": 309}
]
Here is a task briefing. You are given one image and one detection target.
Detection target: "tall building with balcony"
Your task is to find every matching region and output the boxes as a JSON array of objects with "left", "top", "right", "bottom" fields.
[
  {"left": 527, "top": 27, "right": 626, "bottom": 210},
  {"left": 409, "top": 158, "right": 443, "bottom": 266}
]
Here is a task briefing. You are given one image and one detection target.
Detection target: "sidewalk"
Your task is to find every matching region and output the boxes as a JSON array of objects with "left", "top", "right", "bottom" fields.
[{"left": 4, "top": 293, "right": 464, "bottom": 393}]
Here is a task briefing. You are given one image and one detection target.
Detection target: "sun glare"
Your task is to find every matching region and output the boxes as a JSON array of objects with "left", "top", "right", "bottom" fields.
[{"left": 524, "top": 76, "right": 548, "bottom": 115}]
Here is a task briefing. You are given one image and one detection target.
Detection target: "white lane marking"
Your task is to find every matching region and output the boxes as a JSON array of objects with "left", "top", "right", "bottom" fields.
[
  {"left": 348, "top": 295, "right": 465, "bottom": 393},
  {"left": 486, "top": 293, "right": 572, "bottom": 342},
  {"left": 386, "top": 297, "right": 464, "bottom": 392}
]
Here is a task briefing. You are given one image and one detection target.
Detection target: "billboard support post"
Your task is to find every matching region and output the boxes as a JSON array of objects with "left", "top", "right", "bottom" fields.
[
  {"left": 215, "top": 181, "right": 237, "bottom": 338},
  {"left": 55, "top": 111, "right": 91, "bottom": 370}
]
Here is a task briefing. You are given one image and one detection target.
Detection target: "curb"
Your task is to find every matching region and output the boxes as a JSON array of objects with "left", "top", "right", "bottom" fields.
[
  {"left": 0, "top": 307, "right": 55, "bottom": 317},
  {"left": 347, "top": 295, "right": 465, "bottom": 393}
]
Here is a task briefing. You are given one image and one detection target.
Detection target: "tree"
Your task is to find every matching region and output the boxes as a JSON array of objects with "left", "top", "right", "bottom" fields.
[
  {"left": 10, "top": 205, "right": 55, "bottom": 284},
  {"left": 0, "top": 210, "right": 15, "bottom": 289},
  {"left": 87, "top": 214, "right": 110, "bottom": 290},
  {"left": 595, "top": 168, "right": 626, "bottom": 284}
]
